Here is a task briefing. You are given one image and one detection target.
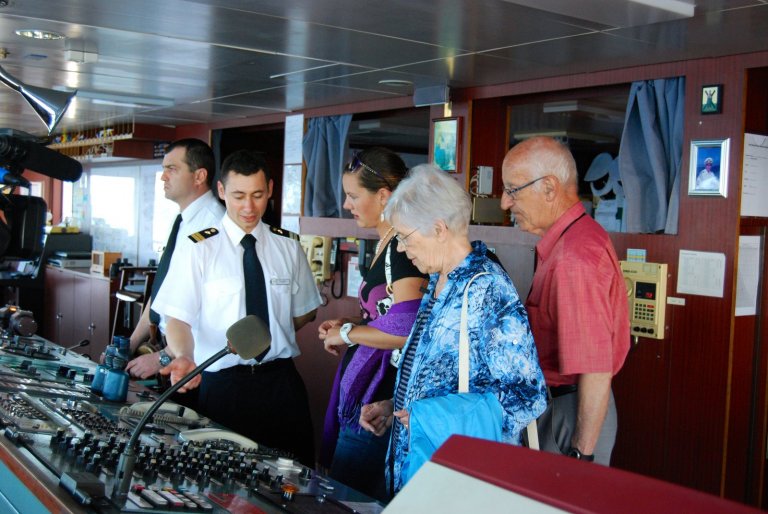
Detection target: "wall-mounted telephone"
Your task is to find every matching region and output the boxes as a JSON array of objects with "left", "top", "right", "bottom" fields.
[
  {"left": 620, "top": 261, "right": 668, "bottom": 340},
  {"left": 299, "top": 235, "right": 334, "bottom": 284},
  {"left": 357, "top": 238, "right": 376, "bottom": 277},
  {"left": 178, "top": 427, "right": 259, "bottom": 450}
]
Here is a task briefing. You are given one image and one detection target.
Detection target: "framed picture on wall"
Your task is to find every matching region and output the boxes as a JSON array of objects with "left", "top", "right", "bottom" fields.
[
  {"left": 688, "top": 138, "right": 729, "bottom": 197},
  {"left": 701, "top": 84, "right": 723, "bottom": 114},
  {"left": 432, "top": 117, "right": 461, "bottom": 173}
]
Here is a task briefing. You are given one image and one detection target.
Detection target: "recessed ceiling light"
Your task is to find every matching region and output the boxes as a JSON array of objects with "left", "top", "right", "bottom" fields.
[
  {"left": 15, "top": 29, "right": 66, "bottom": 40},
  {"left": 378, "top": 79, "right": 413, "bottom": 87}
]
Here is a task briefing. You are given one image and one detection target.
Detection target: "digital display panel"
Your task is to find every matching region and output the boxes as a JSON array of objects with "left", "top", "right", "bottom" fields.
[{"left": 635, "top": 281, "right": 656, "bottom": 300}]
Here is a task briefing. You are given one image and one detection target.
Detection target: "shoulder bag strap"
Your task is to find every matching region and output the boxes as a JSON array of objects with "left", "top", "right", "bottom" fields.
[
  {"left": 385, "top": 240, "right": 393, "bottom": 297},
  {"left": 459, "top": 272, "right": 489, "bottom": 393}
]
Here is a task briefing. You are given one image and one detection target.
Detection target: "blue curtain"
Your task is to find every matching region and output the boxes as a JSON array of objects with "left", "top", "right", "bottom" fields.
[
  {"left": 618, "top": 77, "right": 685, "bottom": 234},
  {"left": 302, "top": 115, "right": 352, "bottom": 217}
]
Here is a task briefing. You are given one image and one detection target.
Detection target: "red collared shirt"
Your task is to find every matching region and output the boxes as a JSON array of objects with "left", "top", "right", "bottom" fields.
[{"left": 525, "top": 203, "right": 629, "bottom": 386}]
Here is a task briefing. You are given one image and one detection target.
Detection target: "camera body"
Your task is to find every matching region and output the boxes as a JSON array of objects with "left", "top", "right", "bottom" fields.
[{"left": 0, "top": 304, "right": 38, "bottom": 337}]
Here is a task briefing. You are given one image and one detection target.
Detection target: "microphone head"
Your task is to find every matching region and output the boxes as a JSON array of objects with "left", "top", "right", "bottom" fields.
[{"left": 225, "top": 315, "right": 271, "bottom": 360}]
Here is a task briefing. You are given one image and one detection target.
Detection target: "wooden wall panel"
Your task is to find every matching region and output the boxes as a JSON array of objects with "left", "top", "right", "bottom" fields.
[
  {"left": 467, "top": 96, "right": 507, "bottom": 195},
  {"left": 729, "top": 67, "right": 768, "bottom": 506}
]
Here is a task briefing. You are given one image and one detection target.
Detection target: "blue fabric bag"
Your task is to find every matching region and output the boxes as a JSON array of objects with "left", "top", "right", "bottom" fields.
[{"left": 401, "top": 391, "right": 503, "bottom": 484}]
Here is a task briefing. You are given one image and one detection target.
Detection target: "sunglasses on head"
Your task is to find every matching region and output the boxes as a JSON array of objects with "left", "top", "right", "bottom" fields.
[{"left": 346, "top": 153, "right": 393, "bottom": 190}]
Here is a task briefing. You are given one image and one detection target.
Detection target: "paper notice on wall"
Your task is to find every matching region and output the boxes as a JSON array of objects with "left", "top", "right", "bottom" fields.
[
  {"left": 740, "top": 133, "right": 768, "bottom": 217},
  {"left": 347, "top": 256, "right": 361, "bottom": 298},
  {"left": 677, "top": 250, "right": 725, "bottom": 298},
  {"left": 736, "top": 236, "right": 761, "bottom": 316}
]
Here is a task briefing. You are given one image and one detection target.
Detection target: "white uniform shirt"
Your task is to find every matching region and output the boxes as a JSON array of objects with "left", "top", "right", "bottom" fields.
[
  {"left": 154, "top": 190, "right": 225, "bottom": 333},
  {"left": 153, "top": 214, "right": 321, "bottom": 372}
]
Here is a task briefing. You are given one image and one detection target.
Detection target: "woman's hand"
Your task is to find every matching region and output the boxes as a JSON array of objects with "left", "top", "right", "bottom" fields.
[
  {"left": 318, "top": 318, "right": 344, "bottom": 338},
  {"left": 394, "top": 409, "right": 410, "bottom": 432},
  {"left": 360, "top": 400, "right": 394, "bottom": 436},
  {"left": 319, "top": 326, "right": 347, "bottom": 356}
]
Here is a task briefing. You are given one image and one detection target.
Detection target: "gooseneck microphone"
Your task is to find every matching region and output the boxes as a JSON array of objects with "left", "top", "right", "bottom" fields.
[{"left": 113, "top": 315, "right": 271, "bottom": 499}]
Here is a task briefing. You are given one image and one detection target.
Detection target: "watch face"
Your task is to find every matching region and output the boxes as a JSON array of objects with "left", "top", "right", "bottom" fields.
[{"left": 159, "top": 351, "right": 172, "bottom": 367}]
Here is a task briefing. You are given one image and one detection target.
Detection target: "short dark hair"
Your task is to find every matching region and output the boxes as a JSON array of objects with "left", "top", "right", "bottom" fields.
[
  {"left": 220, "top": 149, "right": 271, "bottom": 185},
  {"left": 165, "top": 138, "right": 216, "bottom": 189},
  {"left": 344, "top": 146, "right": 407, "bottom": 193}
]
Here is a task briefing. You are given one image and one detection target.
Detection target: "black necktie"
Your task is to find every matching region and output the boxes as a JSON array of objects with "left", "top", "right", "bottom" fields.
[
  {"left": 241, "top": 234, "right": 270, "bottom": 360},
  {"left": 149, "top": 214, "right": 182, "bottom": 324}
]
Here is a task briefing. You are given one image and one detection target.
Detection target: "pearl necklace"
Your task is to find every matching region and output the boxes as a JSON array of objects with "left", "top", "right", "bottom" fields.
[{"left": 375, "top": 226, "right": 395, "bottom": 255}]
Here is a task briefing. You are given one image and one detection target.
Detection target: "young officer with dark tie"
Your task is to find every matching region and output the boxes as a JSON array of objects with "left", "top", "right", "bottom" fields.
[
  {"left": 153, "top": 149, "right": 321, "bottom": 465},
  {"left": 125, "top": 139, "right": 224, "bottom": 380}
]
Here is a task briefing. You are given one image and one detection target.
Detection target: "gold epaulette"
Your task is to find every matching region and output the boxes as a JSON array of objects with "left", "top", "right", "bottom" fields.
[
  {"left": 270, "top": 225, "right": 300, "bottom": 241},
  {"left": 187, "top": 227, "right": 219, "bottom": 243}
]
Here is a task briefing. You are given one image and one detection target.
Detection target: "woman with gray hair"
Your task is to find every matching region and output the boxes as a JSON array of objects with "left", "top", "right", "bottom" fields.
[{"left": 360, "top": 164, "right": 547, "bottom": 495}]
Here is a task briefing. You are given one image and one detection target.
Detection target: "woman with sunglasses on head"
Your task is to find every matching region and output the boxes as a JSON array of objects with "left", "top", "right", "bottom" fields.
[{"left": 318, "top": 147, "right": 427, "bottom": 502}]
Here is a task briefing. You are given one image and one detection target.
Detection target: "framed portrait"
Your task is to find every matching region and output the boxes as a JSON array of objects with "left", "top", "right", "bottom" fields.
[
  {"left": 688, "top": 139, "right": 729, "bottom": 197},
  {"left": 701, "top": 84, "right": 723, "bottom": 114},
  {"left": 432, "top": 117, "right": 461, "bottom": 173}
]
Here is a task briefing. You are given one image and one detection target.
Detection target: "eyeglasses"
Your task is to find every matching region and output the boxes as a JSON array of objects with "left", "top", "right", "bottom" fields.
[
  {"left": 346, "top": 154, "right": 393, "bottom": 190},
  {"left": 395, "top": 228, "right": 419, "bottom": 247},
  {"left": 502, "top": 176, "right": 547, "bottom": 200}
]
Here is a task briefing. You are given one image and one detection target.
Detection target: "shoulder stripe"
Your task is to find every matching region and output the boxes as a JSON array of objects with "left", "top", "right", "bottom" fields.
[
  {"left": 188, "top": 227, "right": 219, "bottom": 243},
  {"left": 270, "top": 225, "right": 300, "bottom": 241}
]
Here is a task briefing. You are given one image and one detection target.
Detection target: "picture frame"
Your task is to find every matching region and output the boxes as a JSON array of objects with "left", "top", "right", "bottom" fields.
[
  {"left": 688, "top": 138, "right": 729, "bottom": 197},
  {"left": 432, "top": 117, "right": 461, "bottom": 173},
  {"left": 701, "top": 84, "right": 723, "bottom": 114}
]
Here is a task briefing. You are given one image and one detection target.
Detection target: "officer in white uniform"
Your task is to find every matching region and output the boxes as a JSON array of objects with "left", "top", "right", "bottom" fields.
[
  {"left": 153, "top": 149, "right": 321, "bottom": 465},
  {"left": 126, "top": 139, "right": 225, "bottom": 380}
]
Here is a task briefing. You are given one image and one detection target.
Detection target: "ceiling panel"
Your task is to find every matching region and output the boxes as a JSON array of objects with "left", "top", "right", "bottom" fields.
[
  {"left": 0, "top": 1, "right": 765, "bottom": 137},
  {"left": 483, "top": 32, "right": 658, "bottom": 74}
]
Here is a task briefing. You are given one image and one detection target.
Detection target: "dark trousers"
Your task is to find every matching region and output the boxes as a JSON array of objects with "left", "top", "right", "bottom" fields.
[
  {"left": 330, "top": 426, "right": 390, "bottom": 503},
  {"left": 197, "top": 359, "right": 315, "bottom": 466}
]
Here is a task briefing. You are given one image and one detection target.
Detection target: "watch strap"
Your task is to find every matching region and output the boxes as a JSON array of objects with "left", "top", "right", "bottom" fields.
[
  {"left": 339, "top": 323, "right": 356, "bottom": 347},
  {"left": 567, "top": 447, "right": 594, "bottom": 462}
]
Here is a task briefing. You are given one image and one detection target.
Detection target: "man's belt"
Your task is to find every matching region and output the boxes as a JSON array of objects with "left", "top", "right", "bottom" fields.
[
  {"left": 218, "top": 358, "right": 292, "bottom": 374},
  {"left": 548, "top": 384, "right": 578, "bottom": 398}
]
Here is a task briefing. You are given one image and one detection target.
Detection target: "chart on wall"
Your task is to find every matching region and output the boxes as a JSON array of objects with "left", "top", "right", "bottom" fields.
[{"left": 740, "top": 133, "right": 768, "bottom": 217}]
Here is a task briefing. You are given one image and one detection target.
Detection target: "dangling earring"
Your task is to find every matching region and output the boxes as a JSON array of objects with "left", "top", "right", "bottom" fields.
[{"left": 380, "top": 212, "right": 385, "bottom": 222}]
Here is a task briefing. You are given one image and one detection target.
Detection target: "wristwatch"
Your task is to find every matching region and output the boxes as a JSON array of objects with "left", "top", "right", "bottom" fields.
[
  {"left": 566, "top": 447, "right": 594, "bottom": 462},
  {"left": 158, "top": 349, "right": 173, "bottom": 367},
  {"left": 339, "top": 323, "right": 357, "bottom": 347}
]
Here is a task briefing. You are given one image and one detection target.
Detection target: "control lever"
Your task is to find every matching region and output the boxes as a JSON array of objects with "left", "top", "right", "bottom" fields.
[{"left": 62, "top": 339, "right": 90, "bottom": 355}]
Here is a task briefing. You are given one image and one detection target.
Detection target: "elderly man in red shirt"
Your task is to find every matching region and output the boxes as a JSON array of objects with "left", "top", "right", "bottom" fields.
[{"left": 501, "top": 136, "right": 629, "bottom": 465}]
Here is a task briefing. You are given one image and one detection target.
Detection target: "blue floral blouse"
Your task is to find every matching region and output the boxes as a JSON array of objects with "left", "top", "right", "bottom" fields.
[{"left": 387, "top": 241, "right": 547, "bottom": 492}]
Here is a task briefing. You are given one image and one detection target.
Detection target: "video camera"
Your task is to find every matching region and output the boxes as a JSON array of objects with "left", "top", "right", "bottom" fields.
[
  {"left": 0, "top": 131, "right": 83, "bottom": 259},
  {"left": 0, "top": 304, "right": 37, "bottom": 337}
]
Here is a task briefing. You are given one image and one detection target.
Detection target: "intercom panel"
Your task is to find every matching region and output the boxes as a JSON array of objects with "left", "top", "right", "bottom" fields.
[
  {"left": 299, "top": 235, "right": 333, "bottom": 283},
  {"left": 620, "top": 261, "right": 668, "bottom": 340}
]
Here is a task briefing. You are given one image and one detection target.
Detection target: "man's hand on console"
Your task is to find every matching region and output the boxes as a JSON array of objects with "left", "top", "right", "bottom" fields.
[
  {"left": 125, "top": 354, "right": 162, "bottom": 380},
  {"left": 158, "top": 355, "right": 200, "bottom": 392}
]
